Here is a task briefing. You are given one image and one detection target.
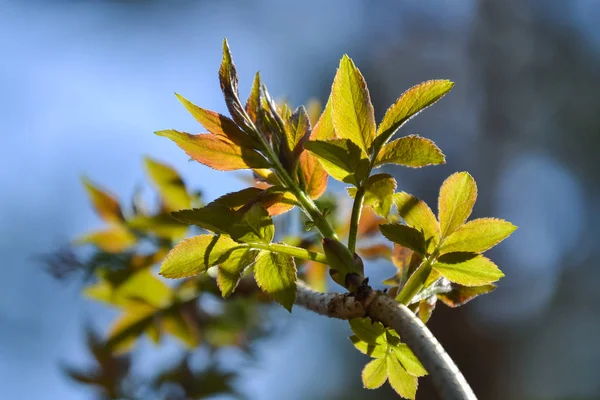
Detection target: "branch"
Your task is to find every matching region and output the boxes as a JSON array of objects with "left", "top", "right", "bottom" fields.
[{"left": 295, "top": 282, "right": 477, "bottom": 400}]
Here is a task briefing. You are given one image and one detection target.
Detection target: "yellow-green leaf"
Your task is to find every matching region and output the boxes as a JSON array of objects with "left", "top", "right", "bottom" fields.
[
  {"left": 304, "top": 139, "right": 369, "bottom": 186},
  {"left": 245, "top": 72, "right": 262, "bottom": 124},
  {"left": 433, "top": 253, "right": 504, "bottom": 286},
  {"left": 418, "top": 298, "right": 436, "bottom": 323},
  {"left": 253, "top": 250, "right": 297, "bottom": 312},
  {"left": 159, "top": 235, "right": 240, "bottom": 279},
  {"left": 437, "top": 283, "right": 496, "bottom": 307},
  {"left": 310, "top": 96, "right": 335, "bottom": 141},
  {"left": 82, "top": 178, "right": 124, "bottom": 223},
  {"left": 217, "top": 248, "right": 258, "bottom": 297},
  {"left": 380, "top": 224, "right": 426, "bottom": 255},
  {"left": 349, "top": 318, "right": 386, "bottom": 344},
  {"left": 393, "top": 192, "right": 440, "bottom": 251},
  {"left": 144, "top": 157, "right": 191, "bottom": 211},
  {"left": 438, "top": 172, "right": 478, "bottom": 238},
  {"left": 439, "top": 218, "right": 517, "bottom": 254},
  {"left": 172, "top": 203, "right": 237, "bottom": 235},
  {"left": 374, "top": 135, "right": 445, "bottom": 168},
  {"left": 394, "top": 344, "right": 428, "bottom": 377},
  {"left": 377, "top": 79, "right": 454, "bottom": 139},
  {"left": 174, "top": 93, "right": 255, "bottom": 148},
  {"left": 161, "top": 308, "right": 201, "bottom": 348},
  {"left": 107, "top": 301, "right": 157, "bottom": 353},
  {"left": 284, "top": 105, "right": 311, "bottom": 159},
  {"left": 362, "top": 358, "right": 388, "bottom": 389},
  {"left": 229, "top": 204, "right": 274, "bottom": 244},
  {"left": 156, "top": 130, "right": 269, "bottom": 171},
  {"left": 350, "top": 335, "right": 387, "bottom": 358},
  {"left": 76, "top": 226, "right": 137, "bottom": 253},
  {"left": 331, "top": 55, "right": 376, "bottom": 154},
  {"left": 299, "top": 151, "right": 328, "bottom": 200},
  {"left": 387, "top": 355, "right": 418, "bottom": 399},
  {"left": 348, "top": 174, "right": 397, "bottom": 218},
  {"left": 219, "top": 39, "right": 252, "bottom": 133}
]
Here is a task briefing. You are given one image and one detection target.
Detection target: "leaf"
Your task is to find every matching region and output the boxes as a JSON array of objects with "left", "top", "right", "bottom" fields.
[
  {"left": 374, "top": 135, "right": 445, "bottom": 168},
  {"left": 388, "top": 244, "right": 415, "bottom": 287},
  {"left": 127, "top": 214, "right": 188, "bottom": 240},
  {"left": 433, "top": 253, "right": 504, "bottom": 286},
  {"left": 304, "top": 139, "right": 369, "bottom": 186},
  {"left": 349, "top": 318, "right": 386, "bottom": 344},
  {"left": 322, "top": 238, "right": 361, "bottom": 286},
  {"left": 161, "top": 307, "right": 201, "bottom": 348},
  {"left": 350, "top": 336, "right": 387, "bottom": 358},
  {"left": 310, "top": 96, "right": 335, "bottom": 140},
  {"left": 283, "top": 105, "right": 311, "bottom": 160},
  {"left": 219, "top": 39, "right": 253, "bottom": 134},
  {"left": 306, "top": 99, "right": 322, "bottom": 126},
  {"left": 387, "top": 354, "right": 418, "bottom": 399},
  {"left": 82, "top": 178, "right": 124, "bottom": 223},
  {"left": 253, "top": 250, "right": 297, "bottom": 311},
  {"left": 393, "top": 192, "right": 440, "bottom": 251},
  {"left": 437, "top": 283, "right": 496, "bottom": 307},
  {"left": 245, "top": 72, "right": 262, "bottom": 124},
  {"left": 217, "top": 248, "right": 258, "bottom": 297},
  {"left": 348, "top": 174, "right": 397, "bottom": 218},
  {"left": 229, "top": 204, "right": 274, "bottom": 243},
  {"left": 379, "top": 224, "right": 426, "bottom": 255},
  {"left": 212, "top": 187, "right": 265, "bottom": 210},
  {"left": 159, "top": 235, "right": 240, "bottom": 279},
  {"left": 394, "top": 344, "right": 428, "bottom": 377},
  {"left": 172, "top": 203, "right": 237, "bottom": 235},
  {"left": 107, "top": 301, "right": 157, "bottom": 353},
  {"left": 299, "top": 151, "right": 328, "bottom": 200},
  {"left": 144, "top": 157, "right": 191, "bottom": 211},
  {"left": 439, "top": 218, "right": 517, "bottom": 254},
  {"left": 331, "top": 55, "right": 376, "bottom": 154},
  {"left": 438, "top": 172, "right": 478, "bottom": 238},
  {"left": 362, "top": 358, "right": 388, "bottom": 389},
  {"left": 212, "top": 187, "right": 296, "bottom": 216},
  {"left": 76, "top": 226, "right": 137, "bottom": 253},
  {"left": 174, "top": 93, "right": 256, "bottom": 148},
  {"left": 357, "top": 244, "right": 392, "bottom": 260},
  {"left": 377, "top": 79, "right": 454, "bottom": 140},
  {"left": 418, "top": 298, "right": 436, "bottom": 324},
  {"left": 155, "top": 130, "right": 269, "bottom": 171}
]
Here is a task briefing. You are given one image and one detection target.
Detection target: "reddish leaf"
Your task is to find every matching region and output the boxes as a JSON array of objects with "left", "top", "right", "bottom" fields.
[{"left": 299, "top": 151, "right": 328, "bottom": 200}]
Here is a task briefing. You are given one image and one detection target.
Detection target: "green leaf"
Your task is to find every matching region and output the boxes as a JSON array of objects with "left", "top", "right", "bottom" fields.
[
  {"left": 174, "top": 93, "right": 256, "bottom": 148},
  {"left": 144, "top": 157, "right": 191, "bottom": 211},
  {"left": 394, "top": 344, "right": 428, "bottom": 377},
  {"left": 76, "top": 226, "right": 137, "bottom": 253},
  {"left": 439, "top": 218, "right": 517, "bottom": 254},
  {"left": 161, "top": 308, "right": 200, "bottom": 348},
  {"left": 437, "top": 283, "right": 496, "bottom": 307},
  {"left": 107, "top": 301, "right": 157, "bottom": 353},
  {"left": 126, "top": 213, "right": 188, "bottom": 240},
  {"left": 245, "top": 72, "right": 262, "bottom": 124},
  {"left": 379, "top": 224, "right": 426, "bottom": 255},
  {"left": 299, "top": 150, "right": 328, "bottom": 200},
  {"left": 362, "top": 358, "right": 388, "bottom": 389},
  {"left": 159, "top": 234, "right": 240, "bottom": 279},
  {"left": 229, "top": 203, "right": 274, "bottom": 243},
  {"left": 387, "top": 354, "right": 418, "bottom": 399},
  {"left": 304, "top": 139, "right": 369, "bottom": 186},
  {"left": 331, "top": 55, "right": 376, "bottom": 154},
  {"left": 82, "top": 178, "right": 124, "bottom": 223},
  {"left": 283, "top": 105, "right": 311, "bottom": 160},
  {"left": 212, "top": 187, "right": 264, "bottom": 210},
  {"left": 377, "top": 79, "right": 454, "bottom": 140},
  {"left": 438, "top": 172, "right": 478, "bottom": 238},
  {"left": 433, "top": 253, "right": 504, "bottom": 286},
  {"left": 350, "top": 335, "right": 387, "bottom": 358},
  {"left": 253, "top": 250, "right": 297, "bottom": 311},
  {"left": 374, "top": 135, "right": 445, "bottom": 168},
  {"left": 217, "top": 248, "right": 258, "bottom": 297},
  {"left": 172, "top": 203, "right": 237, "bottom": 235},
  {"left": 310, "top": 96, "right": 335, "bottom": 141},
  {"left": 393, "top": 192, "right": 440, "bottom": 251},
  {"left": 155, "top": 130, "right": 269, "bottom": 171},
  {"left": 349, "top": 318, "right": 386, "bottom": 344},
  {"left": 348, "top": 174, "right": 397, "bottom": 218},
  {"left": 219, "top": 39, "right": 253, "bottom": 134},
  {"left": 418, "top": 298, "right": 436, "bottom": 323}
]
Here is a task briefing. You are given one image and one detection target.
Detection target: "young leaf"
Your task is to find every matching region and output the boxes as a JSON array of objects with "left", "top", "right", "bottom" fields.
[
  {"left": 310, "top": 96, "right": 335, "bottom": 141},
  {"left": 161, "top": 307, "right": 201, "bottom": 348},
  {"left": 374, "top": 135, "right": 445, "bottom": 168},
  {"left": 357, "top": 244, "right": 392, "bottom": 260},
  {"left": 229, "top": 203, "right": 274, "bottom": 244},
  {"left": 331, "top": 55, "right": 376, "bottom": 154},
  {"left": 377, "top": 79, "right": 454, "bottom": 140},
  {"left": 437, "top": 283, "right": 496, "bottom": 307},
  {"left": 299, "top": 151, "right": 328, "bottom": 200},
  {"left": 380, "top": 224, "right": 426, "bottom": 255},
  {"left": 172, "top": 203, "right": 238, "bottom": 235},
  {"left": 348, "top": 174, "right": 397, "bottom": 218},
  {"left": 387, "top": 355, "right": 418, "bottom": 399},
  {"left": 433, "top": 253, "right": 504, "bottom": 286},
  {"left": 245, "top": 72, "right": 262, "bottom": 124},
  {"left": 253, "top": 250, "right": 297, "bottom": 312},
  {"left": 219, "top": 39, "right": 253, "bottom": 134},
  {"left": 76, "top": 226, "right": 137, "bottom": 253},
  {"left": 107, "top": 301, "right": 157, "bottom": 354},
  {"left": 283, "top": 105, "right": 311, "bottom": 160},
  {"left": 394, "top": 344, "right": 428, "bottom": 377},
  {"left": 304, "top": 139, "right": 369, "bottom": 186},
  {"left": 362, "top": 358, "right": 388, "bottom": 389},
  {"left": 350, "top": 336, "right": 387, "bottom": 358},
  {"left": 217, "top": 248, "right": 258, "bottom": 298},
  {"left": 144, "top": 157, "right": 191, "bottom": 211},
  {"left": 438, "top": 172, "right": 478, "bottom": 238},
  {"left": 323, "top": 238, "right": 362, "bottom": 286},
  {"left": 439, "top": 218, "right": 517, "bottom": 254},
  {"left": 349, "top": 318, "right": 386, "bottom": 344},
  {"left": 82, "top": 178, "right": 124, "bottom": 223},
  {"left": 174, "top": 94, "right": 256, "bottom": 148},
  {"left": 159, "top": 235, "right": 240, "bottom": 279},
  {"left": 155, "top": 130, "right": 269, "bottom": 171},
  {"left": 212, "top": 187, "right": 296, "bottom": 216},
  {"left": 393, "top": 192, "right": 440, "bottom": 251}
]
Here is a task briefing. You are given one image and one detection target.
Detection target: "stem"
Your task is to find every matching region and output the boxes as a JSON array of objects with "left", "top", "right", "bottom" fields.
[
  {"left": 347, "top": 186, "right": 365, "bottom": 253},
  {"left": 395, "top": 254, "right": 435, "bottom": 304},
  {"left": 247, "top": 242, "right": 328, "bottom": 264}
]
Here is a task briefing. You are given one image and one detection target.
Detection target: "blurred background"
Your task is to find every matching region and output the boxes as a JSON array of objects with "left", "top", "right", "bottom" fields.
[{"left": 2, "top": 0, "right": 600, "bottom": 399}]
